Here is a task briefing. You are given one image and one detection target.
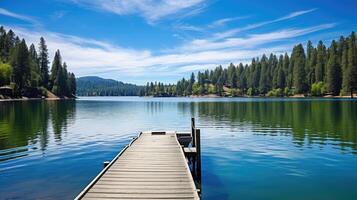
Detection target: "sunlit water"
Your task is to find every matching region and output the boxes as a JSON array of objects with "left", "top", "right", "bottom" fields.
[{"left": 1, "top": 97, "right": 357, "bottom": 200}]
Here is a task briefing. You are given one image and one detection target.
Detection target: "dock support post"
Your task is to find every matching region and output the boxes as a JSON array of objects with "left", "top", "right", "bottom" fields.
[
  {"left": 195, "top": 128, "right": 201, "bottom": 193},
  {"left": 103, "top": 161, "right": 110, "bottom": 168},
  {"left": 191, "top": 118, "right": 196, "bottom": 147}
]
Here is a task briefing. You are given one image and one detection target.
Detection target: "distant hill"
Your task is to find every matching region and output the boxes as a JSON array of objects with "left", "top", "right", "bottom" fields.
[{"left": 76, "top": 76, "right": 143, "bottom": 96}]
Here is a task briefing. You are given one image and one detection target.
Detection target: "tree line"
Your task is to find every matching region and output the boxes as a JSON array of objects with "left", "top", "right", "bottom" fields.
[
  {"left": 144, "top": 32, "right": 357, "bottom": 97},
  {"left": 0, "top": 26, "right": 76, "bottom": 98}
]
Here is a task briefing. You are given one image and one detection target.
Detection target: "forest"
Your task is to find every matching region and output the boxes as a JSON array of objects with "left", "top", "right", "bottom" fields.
[
  {"left": 76, "top": 76, "right": 143, "bottom": 96},
  {"left": 144, "top": 32, "right": 357, "bottom": 97},
  {"left": 0, "top": 26, "right": 76, "bottom": 98}
]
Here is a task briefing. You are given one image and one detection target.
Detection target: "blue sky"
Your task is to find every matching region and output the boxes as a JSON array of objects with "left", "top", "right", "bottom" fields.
[{"left": 0, "top": 0, "right": 356, "bottom": 84}]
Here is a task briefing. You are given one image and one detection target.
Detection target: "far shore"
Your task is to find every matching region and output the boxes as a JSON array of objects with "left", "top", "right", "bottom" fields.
[
  {"left": 142, "top": 93, "right": 356, "bottom": 98},
  {"left": 72, "top": 95, "right": 356, "bottom": 99},
  {"left": 1, "top": 93, "right": 355, "bottom": 102}
]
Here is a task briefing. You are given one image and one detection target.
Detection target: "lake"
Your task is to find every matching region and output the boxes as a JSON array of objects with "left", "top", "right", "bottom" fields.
[{"left": 1, "top": 97, "right": 357, "bottom": 200}]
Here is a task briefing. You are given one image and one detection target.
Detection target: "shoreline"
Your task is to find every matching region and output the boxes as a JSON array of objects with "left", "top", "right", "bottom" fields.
[
  {"left": 2, "top": 95, "right": 355, "bottom": 102},
  {"left": 0, "top": 97, "right": 76, "bottom": 102}
]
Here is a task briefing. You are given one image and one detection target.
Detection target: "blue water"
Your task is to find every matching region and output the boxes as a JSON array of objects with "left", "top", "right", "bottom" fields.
[{"left": 1, "top": 97, "right": 357, "bottom": 199}]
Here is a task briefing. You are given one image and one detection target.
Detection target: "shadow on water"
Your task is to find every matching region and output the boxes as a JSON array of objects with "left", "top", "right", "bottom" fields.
[
  {"left": 202, "top": 152, "right": 229, "bottom": 200},
  {"left": 0, "top": 100, "right": 76, "bottom": 161},
  {"left": 180, "top": 100, "right": 357, "bottom": 152}
]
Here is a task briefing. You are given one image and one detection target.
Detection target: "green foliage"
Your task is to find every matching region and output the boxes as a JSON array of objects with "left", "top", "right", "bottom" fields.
[
  {"left": 192, "top": 83, "right": 199, "bottom": 95},
  {"left": 0, "top": 62, "right": 12, "bottom": 86},
  {"left": 247, "top": 88, "right": 254, "bottom": 96},
  {"left": 311, "top": 82, "right": 326, "bottom": 96},
  {"left": 267, "top": 88, "right": 284, "bottom": 97},
  {"left": 230, "top": 88, "right": 241, "bottom": 97},
  {"left": 207, "top": 84, "right": 215, "bottom": 94},
  {"left": 284, "top": 87, "right": 293, "bottom": 96}
]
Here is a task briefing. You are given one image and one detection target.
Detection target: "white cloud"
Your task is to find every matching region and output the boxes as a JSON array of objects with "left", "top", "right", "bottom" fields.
[
  {"left": 208, "top": 16, "right": 250, "bottom": 28},
  {"left": 212, "top": 9, "right": 317, "bottom": 40},
  {"left": 174, "top": 16, "right": 249, "bottom": 32},
  {"left": 70, "top": 0, "right": 205, "bottom": 23},
  {"left": 0, "top": 8, "right": 39, "bottom": 25},
  {"left": 179, "top": 23, "right": 335, "bottom": 52}
]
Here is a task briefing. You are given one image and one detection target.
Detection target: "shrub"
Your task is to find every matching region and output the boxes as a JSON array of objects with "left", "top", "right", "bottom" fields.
[
  {"left": 207, "top": 84, "right": 215, "bottom": 94},
  {"left": 311, "top": 82, "right": 325, "bottom": 96},
  {"left": 247, "top": 88, "right": 254, "bottom": 96},
  {"left": 230, "top": 88, "right": 241, "bottom": 97},
  {"left": 267, "top": 88, "right": 284, "bottom": 97},
  {"left": 0, "top": 62, "right": 12, "bottom": 86}
]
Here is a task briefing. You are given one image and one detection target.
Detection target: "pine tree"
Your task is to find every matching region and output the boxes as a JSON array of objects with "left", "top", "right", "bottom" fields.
[
  {"left": 292, "top": 44, "right": 307, "bottom": 93},
  {"left": 326, "top": 40, "right": 342, "bottom": 95},
  {"left": 346, "top": 32, "right": 357, "bottom": 97},
  {"left": 29, "top": 44, "right": 40, "bottom": 87},
  {"left": 306, "top": 40, "right": 316, "bottom": 87},
  {"left": 50, "top": 50, "right": 62, "bottom": 90},
  {"left": 259, "top": 55, "right": 269, "bottom": 94},
  {"left": 62, "top": 62, "right": 69, "bottom": 96},
  {"left": 10, "top": 39, "right": 30, "bottom": 94},
  {"left": 2, "top": 30, "right": 15, "bottom": 61},
  {"left": 277, "top": 55, "right": 286, "bottom": 89},
  {"left": 315, "top": 41, "right": 326, "bottom": 82},
  {"left": 69, "top": 73, "right": 76, "bottom": 96},
  {"left": 252, "top": 59, "right": 261, "bottom": 90},
  {"left": 38, "top": 37, "right": 49, "bottom": 88},
  {"left": 341, "top": 37, "right": 350, "bottom": 95}
]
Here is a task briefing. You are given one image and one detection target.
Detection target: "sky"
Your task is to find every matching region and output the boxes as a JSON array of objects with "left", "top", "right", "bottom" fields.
[{"left": 0, "top": 0, "right": 357, "bottom": 85}]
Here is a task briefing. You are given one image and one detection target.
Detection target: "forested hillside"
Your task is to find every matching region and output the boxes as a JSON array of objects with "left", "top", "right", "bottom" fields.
[
  {"left": 145, "top": 32, "right": 357, "bottom": 97},
  {"left": 76, "top": 76, "right": 143, "bottom": 96},
  {"left": 0, "top": 26, "right": 76, "bottom": 98}
]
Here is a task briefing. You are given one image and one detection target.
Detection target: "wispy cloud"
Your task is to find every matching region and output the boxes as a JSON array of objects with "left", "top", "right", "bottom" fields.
[
  {"left": 0, "top": 8, "right": 40, "bottom": 25},
  {"left": 179, "top": 23, "right": 335, "bottom": 52},
  {"left": 212, "top": 9, "right": 317, "bottom": 40},
  {"left": 70, "top": 0, "right": 206, "bottom": 24},
  {"left": 175, "top": 16, "right": 249, "bottom": 32},
  {"left": 208, "top": 16, "right": 250, "bottom": 28}
]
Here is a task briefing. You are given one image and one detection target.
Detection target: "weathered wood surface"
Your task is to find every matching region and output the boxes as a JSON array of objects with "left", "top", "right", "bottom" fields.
[{"left": 77, "top": 132, "right": 199, "bottom": 200}]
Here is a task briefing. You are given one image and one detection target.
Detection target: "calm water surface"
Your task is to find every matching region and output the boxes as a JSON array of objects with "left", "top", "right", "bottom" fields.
[{"left": 1, "top": 97, "right": 357, "bottom": 200}]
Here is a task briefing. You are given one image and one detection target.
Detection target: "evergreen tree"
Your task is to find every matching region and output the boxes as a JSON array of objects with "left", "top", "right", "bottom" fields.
[
  {"left": 259, "top": 55, "right": 269, "bottom": 94},
  {"left": 10, "top": 39, "right": 30, "bottom": 94},
  {"left": 315, "top": 41, "right": 326, "bottom": 82},
  {"left": 2, "top": 30, "right": 15, "bottom": 61},
  {"left": 29, "top": 43, "right": 40, "bottom": 87},
  {"left": 345, "top": 32, "right": 357, "bottom": 97},
  {"left": 326, "top": 40, "right": 342, "bottom": 95},
  {"left": 38, "top": 37, "right": 49, "bottom": 88},
  {"left": 50, "top": 50, "right": 62, "bottom": 90},
  {"left": 69, "top": 73, "right": 76, "bottom": 96},
  {"left": 277, "top": 55, "right": 286, "bottom": 89},
  {"left": 292, "top": 44, "right": 307, "bottom": 93},
  {"left": 306, "top": 40, "right": 317, "bottom": 87}
]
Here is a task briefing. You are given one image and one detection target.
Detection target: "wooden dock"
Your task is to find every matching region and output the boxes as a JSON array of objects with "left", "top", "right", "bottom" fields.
[{"left": 75, "top": 119, "right": 201, "bottom": 200}]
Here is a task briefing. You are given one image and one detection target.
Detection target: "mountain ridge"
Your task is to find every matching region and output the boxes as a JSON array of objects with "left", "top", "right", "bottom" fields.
[{"left": 76, "top": 76, "right": 143, "bottom": 96}]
